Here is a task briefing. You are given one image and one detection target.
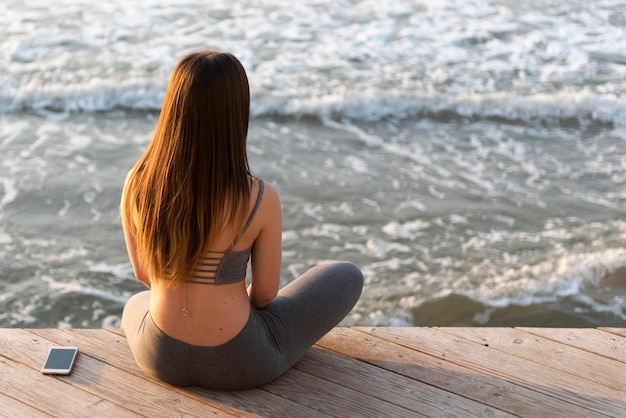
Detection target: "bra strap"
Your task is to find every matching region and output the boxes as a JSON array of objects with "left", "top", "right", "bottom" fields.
[
  {"left": 242, "top": 179, "right": 264, "bottom": 234},
  {"left": 229, "top": 179, "right": 264, "bottom": 249}
]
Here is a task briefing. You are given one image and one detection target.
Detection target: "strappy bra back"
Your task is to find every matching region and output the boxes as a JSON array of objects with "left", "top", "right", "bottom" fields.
[{"left": 188, "top": 179, "right": 264, "bottom": 285}]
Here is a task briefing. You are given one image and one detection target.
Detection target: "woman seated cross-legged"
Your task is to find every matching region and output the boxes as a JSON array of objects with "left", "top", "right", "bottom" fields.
[{"left": 120, "top": 50, "right": 363, "bottom": 390}]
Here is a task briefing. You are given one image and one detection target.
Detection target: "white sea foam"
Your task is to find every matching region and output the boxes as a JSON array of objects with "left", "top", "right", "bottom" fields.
[
  {"left": 382, "top": 220, "right": 430, "bottom": 240},
  {"left": 457, "top": 247, "right": 626, "bottom": 319},
  {"left": 4, "top": 82, "right": 625, "bottom": 128},
  {"left": 88, "top": 261, "right": 135, "bottom": 282},
  {"left": 0, "top": 177, "right": 18, "bottom": 207},
  {"left": 0, "top": 231, "right": 12, "bottom": 245},
  {"left": 2, "top": 0, "right": 625, "bottom": 127},
  {"left": 2, "top": 0, "right": 626, "bottom": 328},
  {"left": 42, "top": 275, "right": 128, "bottom": 305},
  {"left": 365, "top": 238, "right": 412, "bottom": 259}
]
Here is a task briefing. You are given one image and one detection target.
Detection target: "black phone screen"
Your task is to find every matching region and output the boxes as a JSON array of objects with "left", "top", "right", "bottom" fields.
[{"left": 44, "top": 348, "right": 77, "bottom": 370}]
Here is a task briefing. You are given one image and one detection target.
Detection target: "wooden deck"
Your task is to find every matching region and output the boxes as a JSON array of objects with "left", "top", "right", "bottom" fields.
[{"left": 1, "top": 327, "right": 625, "bottom": 417}]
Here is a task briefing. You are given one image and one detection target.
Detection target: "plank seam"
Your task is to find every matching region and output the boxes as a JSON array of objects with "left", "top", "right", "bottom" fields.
[
  {"left": 439, "top": 327, "right": 626, "bottom": 393},
  {"left": 263, "top": 368, "right": 425, "bottom": 418},
  {"left": 356, "top": 327, "right": 618, "bottom": 417},
  {"left": 0, "top": 372, "right": 56, "bottom": 417},
  {"left": 1, "top": 349, "right": 146, "bottom": 418},
  {"left": 290, "top": 352, "right": 431, "bottom": 417},
  {"left": 24, "top": 329, "right": 235, "bottom": 417},
  {"left": 433, "top": 327, "right": 626, "bottom": 415},
  {"left": 347, "top": 327, "right": 520, "bottom": 417},
  {"left": 598, "top": 327, "right": 626, "bottom": 339},
  {"left": 519, "top": 327, "right": 626, "bottom": 365},
  {"left": 32, "top": 329, "right": 318, "bottom": 417}
]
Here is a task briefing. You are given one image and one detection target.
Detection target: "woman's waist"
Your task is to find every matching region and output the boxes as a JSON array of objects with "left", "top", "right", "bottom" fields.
[{"left": 149, "top": 289, "right": 251, "bottom": 346}]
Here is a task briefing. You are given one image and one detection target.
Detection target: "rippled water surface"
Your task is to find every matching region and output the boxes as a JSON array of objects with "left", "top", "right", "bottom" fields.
[{"left": 1, "top": 0, "right": 625, "bottom": 328}]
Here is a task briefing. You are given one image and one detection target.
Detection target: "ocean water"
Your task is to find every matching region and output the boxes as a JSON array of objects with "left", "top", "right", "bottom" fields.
[{"left": 1, "top": 0, "right": 625, "bottom": 328}]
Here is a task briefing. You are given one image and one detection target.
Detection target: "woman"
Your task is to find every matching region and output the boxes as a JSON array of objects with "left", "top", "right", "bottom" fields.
[{"left": 120, "top": 50, "right": 363, "bottom": 390}]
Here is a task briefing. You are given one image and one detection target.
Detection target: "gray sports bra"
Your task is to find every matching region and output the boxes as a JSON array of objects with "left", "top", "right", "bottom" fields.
[{"left": 188, "top": 179, "right": 264, "bottom": 285}]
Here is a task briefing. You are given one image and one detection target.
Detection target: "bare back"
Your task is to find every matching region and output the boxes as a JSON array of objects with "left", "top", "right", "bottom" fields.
[{"left": 126, "top": 178, "right": 282, "bottom": 347}]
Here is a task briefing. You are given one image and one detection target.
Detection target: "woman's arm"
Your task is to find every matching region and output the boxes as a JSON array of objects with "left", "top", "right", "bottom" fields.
[
  {"left": 248, "top": 182, "right": 282, "bottom": 308},
  {"left": 121, "top": 207, "right": 151, "bottom": 289}
]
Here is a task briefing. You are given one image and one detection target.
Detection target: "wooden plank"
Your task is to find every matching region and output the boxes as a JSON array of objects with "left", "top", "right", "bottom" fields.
[
  {"left": 185, "top": 386, "right": 327, "bottom": 418},
  {"left": 0, "top": 392, "right": 52, "bottom": 417},
  {"left": 33, "top": 328, "right": 325, "bottom": 417},
  {"left": 0, "top": 331, "right": 137, "bottom": 417},
  {"left": 360, "top": 327, "right": 626, "bottom": 417},
  {"left": 294, "top": 344, "right": 513, "bottom": 417},
  {"left": 33, "top": 329, "right": 136, "bottom": 373},
  {"left": 441, "top": 327, "right": 626, "bottom": 391},
  {"left": 261, "top": 365, "right": 421, "bottom": 418},
  {"left": 519, "top": 327, "right": 626, "bottom": 363},
  {"left": 319, "top": 328, "right": 601, "bottom": 418},
  {"left": 600, "top": 327, "right": 626, "bottom": 338},
  {"left": 21, "top": 329, "right": 237, "bottom": 417},
  {"left": 4, "top": 327, "right": 625, "bottom": 418}
]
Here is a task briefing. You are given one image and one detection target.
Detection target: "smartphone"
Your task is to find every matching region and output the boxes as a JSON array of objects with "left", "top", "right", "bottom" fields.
[{"left": 41, "top": 346, "right": 79, "bottom": 375}]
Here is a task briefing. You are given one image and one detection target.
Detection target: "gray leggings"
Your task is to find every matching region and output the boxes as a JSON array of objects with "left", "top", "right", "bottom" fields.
[{"left": 121, "top": 261, "right": 363, "bottom": 390}]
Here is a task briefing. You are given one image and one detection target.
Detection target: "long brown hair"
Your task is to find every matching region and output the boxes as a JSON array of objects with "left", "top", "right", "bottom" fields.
[{"left": 121, "top": 50, "right": 251, "bottom": 286}]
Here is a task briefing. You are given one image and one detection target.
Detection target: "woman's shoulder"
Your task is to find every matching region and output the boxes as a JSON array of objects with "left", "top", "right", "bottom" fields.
[
  {"left": 257, "top": 178, "right": 278, "bottom": 197},
  {"left": 253, "top": 178, "right": 281, "bottom": 217}
]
